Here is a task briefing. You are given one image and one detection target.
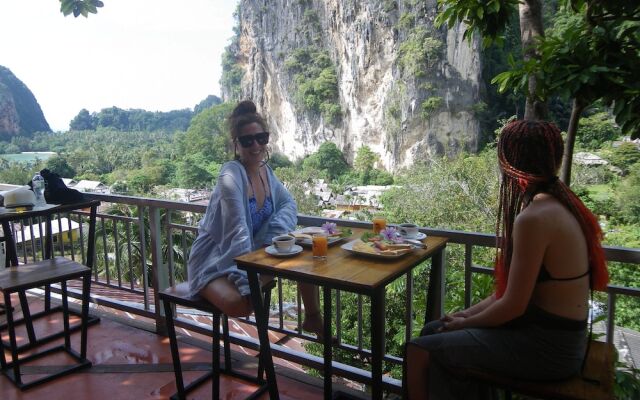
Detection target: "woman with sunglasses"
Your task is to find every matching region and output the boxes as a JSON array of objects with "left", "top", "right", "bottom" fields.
[{"left": 187, "top": 100, "right": 326, "bottom": 337}]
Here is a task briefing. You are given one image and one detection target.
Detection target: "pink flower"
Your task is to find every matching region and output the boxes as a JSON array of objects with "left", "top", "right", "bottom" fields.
[{"left": 322, "top": 222, "right": 338, "bottom": 235}]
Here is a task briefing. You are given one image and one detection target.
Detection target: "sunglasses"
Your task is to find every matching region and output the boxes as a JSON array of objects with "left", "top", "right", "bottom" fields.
[{"left": 236, "top": 132, "right": 270, "bottom": 148}]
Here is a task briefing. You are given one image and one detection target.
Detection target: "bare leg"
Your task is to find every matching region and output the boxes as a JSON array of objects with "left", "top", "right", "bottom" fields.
[
  {"left": 405, "top": 343, "right": 430, "bottom": 400},
  {"left": 199, "top": 275, "right": 274, "bottom": 318},
  {"left": 299, "top": 282, "right": 325, "bottom": 338},
  {"left": 199, "top": 277, "right": 252, "bottom": 317}
]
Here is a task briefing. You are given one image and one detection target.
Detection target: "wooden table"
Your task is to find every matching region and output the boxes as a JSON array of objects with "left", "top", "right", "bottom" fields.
[{"left": 235, "top": 228, "right": 448, "bottom": 400}]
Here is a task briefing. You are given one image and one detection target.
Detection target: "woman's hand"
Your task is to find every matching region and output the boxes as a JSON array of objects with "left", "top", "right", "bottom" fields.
[
  {"left": 441, "top": 315, "right": 467, "bottom": 331},
  {"left": 447, "top": 310, "right": 468, "bottom": 319},
  {"left": 437, "top": 312, "right": 468, "bottom": 332}
]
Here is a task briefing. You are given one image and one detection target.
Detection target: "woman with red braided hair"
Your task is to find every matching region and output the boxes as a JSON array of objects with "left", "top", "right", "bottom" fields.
[{"left": 404, "top": 120, "right": 609, "bottom": 399}]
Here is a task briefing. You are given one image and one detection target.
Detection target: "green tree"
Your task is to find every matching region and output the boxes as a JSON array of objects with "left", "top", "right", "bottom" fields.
[
  {"left": 615, "top": 164, "right": 640, "bottom": 224},
  {"left": 302, "top": 142, "right": 349, "bottom": 180},
  {"left": 60, "top": 0, "right": 103, "bottom": 18},
  {"left": 274, "top": 166, "right": 323, "bottom": 215},
  {"left": 45, "top": 155, "right": 76, "bottom": 178},
  {"left": 193, "top": 95, "right": 222, "bottom": 114},
  {"left": 268, "top": 152, "right": 293, "bottom": 170},
  {"left": 69, "top": 109, "right": 96, "bottom": 131},
  {"left": 354, "top": 146, "right": 378, "bottom": 174},
  {"left": 610, "top": 143, "right": 640, "bottom": 175},
  {"left": 174, "top": 156, "right": 216, "bottom": 189},
  {"left": 439, "top": 1, "right": 640, "bottom": 185},
  {"left": 0, "top": 159, "right": 36, "bottom": 185},
  {"left": 175, "top": 102, "right": 233, "bottom": 165}
]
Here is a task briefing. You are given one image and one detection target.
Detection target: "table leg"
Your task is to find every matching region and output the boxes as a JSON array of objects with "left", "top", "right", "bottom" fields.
[
  {"left": 1, "top": 221, "right": 18, "bottom": 267},
  {"left": 247, "top": 271, "right": 279, "bottom": 400},
  {"left": 426, "top": 248, "right": 446, "bottom": 322},
  {"left": 370, "top": 287, "right": 385, "bottom": 400},
  {"left": 323, "top": 286, "right": 332, "bottom": 400}
]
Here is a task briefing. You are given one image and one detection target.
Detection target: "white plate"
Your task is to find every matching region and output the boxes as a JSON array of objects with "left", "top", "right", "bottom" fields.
[
  {"left": 265, "top": 244, "right": 303, "bottom": 257},
  {"left": 296, "top": 235, "right": 345, "bottom": 247},
  {"left": 340, "top": 240, "right": 414, "bottom": 259},
  {"left": 291, "top": 227, "right": 349, "bottom": 247},
  {"left": 297, "top": 227, "right": 325, "bottom": 235},
  {"left": 400, "top": 232, "right": 427, "bottom": 241}
]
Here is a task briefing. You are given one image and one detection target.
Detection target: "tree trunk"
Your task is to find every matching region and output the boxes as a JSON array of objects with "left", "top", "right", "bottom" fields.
[
  {"left": 560, "top": 99, "right": 585, "bottom": 186},
  {"left": 519, "top": 0, "right": 547, "bottom": 120}
]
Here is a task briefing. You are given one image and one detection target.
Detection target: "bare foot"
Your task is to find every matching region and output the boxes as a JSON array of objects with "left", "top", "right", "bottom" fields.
[
  {"left": 302, "top": 312, "right": 325, "bottom": 339},
  {"left": 301, "top": 315, "right": 339, "bottom": 344}
]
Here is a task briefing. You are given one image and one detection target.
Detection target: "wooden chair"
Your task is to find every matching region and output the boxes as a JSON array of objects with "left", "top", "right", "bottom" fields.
[
  {"left": 160, "top": 280, "right": 276, "bottom": 400},
  {"left": 455, "top": 339, "right": 616, "bottom": 400},
  {"left": 0, "top": 200, "right": 100, "bottom": 390}
]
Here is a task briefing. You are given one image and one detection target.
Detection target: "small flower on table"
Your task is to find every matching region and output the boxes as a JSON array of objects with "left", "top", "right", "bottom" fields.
[
  {"left": 380, "top": 227, "right": 404, "bottom": 243},
  {"left": 322, "top": 222, "right": 339, "bottom": 235}
]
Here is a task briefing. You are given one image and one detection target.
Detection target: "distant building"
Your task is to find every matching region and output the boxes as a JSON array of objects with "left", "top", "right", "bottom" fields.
[
  {"left": 157, "top": 188, "right": 210, "bottom": 203},
  {"left": 62, "top": 178, "right": 78, "bottom": 187},
  {"left": 74, "top": 180, "right": 109, "bottom": 194},
  {"left": 12, "top": 217, "right": 81, "bottom": 245},
  {"left": 613, "top": 137, "right": 640, "bottom": 150},
  {"left": 574, "top": 152, "right": 609, "bottom": 166}
]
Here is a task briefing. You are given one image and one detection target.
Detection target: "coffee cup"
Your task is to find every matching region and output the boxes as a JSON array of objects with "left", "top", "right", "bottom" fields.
[
  {"left": 272, "top": 235, "right": 295, "bottom": 253},
  {"left": 399, "top": 223, "right": 419, "bottom": 239}
]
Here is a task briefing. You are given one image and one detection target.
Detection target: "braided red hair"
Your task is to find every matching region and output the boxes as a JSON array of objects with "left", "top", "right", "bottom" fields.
[{"left": 495, "top": 120, "right": 608, "bottom": 298}]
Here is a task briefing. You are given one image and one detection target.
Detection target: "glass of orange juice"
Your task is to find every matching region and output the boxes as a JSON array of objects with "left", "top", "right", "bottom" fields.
[
  {"left": 372, "top": 216, "right": 386, "bottom": 234},
  {"left": 312, "top": 233, "right": 328, "bottom": 258}
]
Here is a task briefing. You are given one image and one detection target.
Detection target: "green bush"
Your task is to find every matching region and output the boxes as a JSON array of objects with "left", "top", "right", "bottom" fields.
[
  {"left": 577, "top": 112, "right": 622, "bottom": 150},
  {"left": 284, "top": 47, "right": 342, "bottom": 123},
  {"left": 421, "top": 96, "right": 444, "bottom": 119},
  {"left": 610, "top": 143, "right": 640, "bottom": 175},
  {"left": 398, "top": 27, "right": 443, "bottom": 77}
]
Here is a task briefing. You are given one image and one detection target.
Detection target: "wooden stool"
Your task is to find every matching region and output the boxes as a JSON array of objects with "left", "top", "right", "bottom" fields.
[
  {"left": 0, "top": 257, "right": 93, "bottom": 389},
  {"left": 456, "top": 340, "right": 615, "bottom": 400},
  {"left": 160, "top": 281, "right": 276, "bottom": 400},
  {"left": 0, "top": 200, "right": 99, "bottom": 390}
]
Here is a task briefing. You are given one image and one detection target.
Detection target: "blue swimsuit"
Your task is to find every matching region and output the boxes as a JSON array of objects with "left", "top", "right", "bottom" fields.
[{"left": 248, "top": 173, "right": 273, "bottom": 235}]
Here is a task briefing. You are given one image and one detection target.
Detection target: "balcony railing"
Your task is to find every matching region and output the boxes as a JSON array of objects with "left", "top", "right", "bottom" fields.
[{"left": 4, "top": 192, "right": 639, "bottom": 394}]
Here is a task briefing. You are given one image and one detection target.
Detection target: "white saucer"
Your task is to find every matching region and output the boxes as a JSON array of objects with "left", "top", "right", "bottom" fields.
[
  {"left": 265, "top": 244, "right": 303, "bottom": 257},
  {"left": 401, "top": 232, "right": 427, "bottom": 241}
]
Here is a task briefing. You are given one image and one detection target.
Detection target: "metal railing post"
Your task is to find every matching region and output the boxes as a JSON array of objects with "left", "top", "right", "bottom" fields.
[{"left": 149, "top": 206, "right": 169, "bottom": 334}]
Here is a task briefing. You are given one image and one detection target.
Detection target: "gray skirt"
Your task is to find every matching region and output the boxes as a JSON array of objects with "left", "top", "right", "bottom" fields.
[{"left": 408, "top": 318, "right": 587, "bottom": 399}]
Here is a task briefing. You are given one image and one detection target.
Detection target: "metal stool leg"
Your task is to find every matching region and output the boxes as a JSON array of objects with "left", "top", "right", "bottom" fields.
[
  {"left": 163, "top": 298, "right": 186, "bottom": 400},
  {"left": 212, "top": 312, "right": 221, "bottom": 400},
  {"left": 222, "top": 314, "right": 232, "bottom": 372}
]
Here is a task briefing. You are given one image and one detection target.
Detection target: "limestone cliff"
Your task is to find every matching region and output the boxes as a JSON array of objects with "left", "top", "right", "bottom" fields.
[
  {"left": 222, "top": 0, "right": 482, "bottom": 170},
  {"left": 0, "top": 66, "right": 51, "bottom": 140}
]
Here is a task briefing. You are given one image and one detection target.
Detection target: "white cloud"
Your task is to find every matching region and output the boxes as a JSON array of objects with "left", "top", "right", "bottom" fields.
[{"left": 0, "top": 0, "right": 238, "bottom": 131}]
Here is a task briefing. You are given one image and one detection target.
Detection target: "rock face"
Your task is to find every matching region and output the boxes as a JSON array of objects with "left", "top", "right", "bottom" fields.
[
  {"left": 224, "top": 0, "right": 482, "bottom": 170},
  {"left": 0, "top": 66, "right": 51, "bottom": 140}
]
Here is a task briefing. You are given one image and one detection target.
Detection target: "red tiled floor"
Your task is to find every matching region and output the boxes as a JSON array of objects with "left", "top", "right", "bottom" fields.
[{"left": 0, "top": 295, "right": 327, "bottom": 400}]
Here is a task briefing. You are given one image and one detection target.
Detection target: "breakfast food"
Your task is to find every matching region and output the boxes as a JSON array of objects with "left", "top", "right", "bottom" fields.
[
  {"left": 291, "top": 224, "right": 352, "bottom": 242},
  {"left": 352, "top": 239, "right": 412, "bottom": 256},
  {"left": 290, "top": 232, "right": 313, "bottom": 241}
]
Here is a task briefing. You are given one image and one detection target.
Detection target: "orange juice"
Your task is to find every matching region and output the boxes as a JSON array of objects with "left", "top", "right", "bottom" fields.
[
  {"left": 372, "top": 216, "right": 386, "bottom": 234},
  {"left": 312, "top": 234, "right": 328, "bottom": 258}
]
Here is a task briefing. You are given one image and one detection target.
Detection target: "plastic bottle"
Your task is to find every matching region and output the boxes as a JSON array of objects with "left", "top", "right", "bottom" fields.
[{"left": 32, "top": 172, "right": 46, "bottom": 206}]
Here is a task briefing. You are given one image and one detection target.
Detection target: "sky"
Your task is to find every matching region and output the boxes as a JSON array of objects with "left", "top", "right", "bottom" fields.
[{"left": 0, "top": 0, "right": 239, "bottom": 131}]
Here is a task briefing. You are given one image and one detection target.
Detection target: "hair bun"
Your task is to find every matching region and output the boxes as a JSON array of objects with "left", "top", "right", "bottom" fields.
[{"left": 231, "top": 100, "right": 257, "bottom": 118}]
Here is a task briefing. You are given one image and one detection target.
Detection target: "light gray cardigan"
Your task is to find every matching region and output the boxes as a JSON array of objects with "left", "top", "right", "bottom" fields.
[{"left": 187, "top": 160, "right": 297, "bottom": 297}]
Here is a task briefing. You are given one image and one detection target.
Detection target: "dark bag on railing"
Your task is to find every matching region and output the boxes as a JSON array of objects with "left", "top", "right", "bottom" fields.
[{"left": 38, "top": 169, "right": 86, "bottom": 204}]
